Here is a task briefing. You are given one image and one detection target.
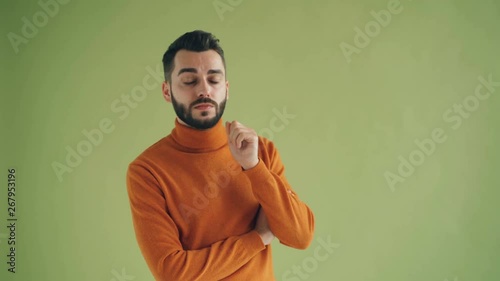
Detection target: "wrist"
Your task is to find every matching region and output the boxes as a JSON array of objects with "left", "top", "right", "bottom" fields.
[
  {"left": 256, "top": 229, "right": 274, "bottom": 246},
  {"left": 242, "top": 159, "right": 259, "bottom": 171}
]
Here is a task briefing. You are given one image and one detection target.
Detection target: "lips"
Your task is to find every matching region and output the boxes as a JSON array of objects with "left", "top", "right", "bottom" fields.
[{"left": 194, "top": 103, "right": 214, "bottom": 110}]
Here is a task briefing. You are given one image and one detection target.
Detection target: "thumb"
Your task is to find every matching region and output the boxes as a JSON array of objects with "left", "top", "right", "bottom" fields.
[{"left": 225, "top": 121, "right": 230, "bottom": 137}]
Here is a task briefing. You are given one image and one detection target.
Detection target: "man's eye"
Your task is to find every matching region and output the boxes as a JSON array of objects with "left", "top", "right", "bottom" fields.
[{"left": 183, "top": 79, "right": 220, "bottom": 85}]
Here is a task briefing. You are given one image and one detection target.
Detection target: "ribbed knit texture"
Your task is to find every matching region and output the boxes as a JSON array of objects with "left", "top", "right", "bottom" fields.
[{"left": 127, "top": 118, "right": 314, "bottom": 281}]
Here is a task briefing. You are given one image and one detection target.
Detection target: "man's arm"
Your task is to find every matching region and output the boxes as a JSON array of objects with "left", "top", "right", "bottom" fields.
[
  {"left": 225, "top": 121, "right": 315, "bottom": 249},
  {"left": 126, "top": 163, "right": 268, "bottom": 281},
  {"left": 243, "top": 138, "right": 315, "bottom": 249}
]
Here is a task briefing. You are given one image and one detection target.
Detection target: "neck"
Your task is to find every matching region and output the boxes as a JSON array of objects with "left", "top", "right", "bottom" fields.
[
  {"left": 170, "top": 117, "right": 227, "bottom": 153},
  {"left": 175, "top": 117, "right": 211, "bottom": 131}
]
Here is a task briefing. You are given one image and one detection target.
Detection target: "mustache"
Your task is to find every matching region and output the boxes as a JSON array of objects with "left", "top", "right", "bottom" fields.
[{"left": 190, "top": 97, "right": 218, "bottom": 109}]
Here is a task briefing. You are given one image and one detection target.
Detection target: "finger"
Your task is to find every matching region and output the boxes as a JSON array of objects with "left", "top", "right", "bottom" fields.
[
  {"left": 232, "top": 126, "right": 249, "bottom": 148},
  {"left": 225, "top": 121, "right": 230, "bottom": 137},
  {"left": 227, "top": 121, "right": 238, "bottom": 145},
  {"left": 232, "top": 130, "right": 243, "bottom": 148},
  {"left": 235, "top": 132, "right": 244, "bottom": 149},
  {"left": 229, "top": 121, "right": 241, "bottom": 145},
  {"left": 235, "top": 130, "right": 252, "bottom": 149},
  {"left": 231, "top": 120, "right": 243, "bottom": 133},
  {"left": 239, "top": 129, "right": 258, "bottom": 148}
]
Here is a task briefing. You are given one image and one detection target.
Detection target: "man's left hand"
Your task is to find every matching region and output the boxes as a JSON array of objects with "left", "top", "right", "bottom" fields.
[{"left": 225, "top": 120, "right": 259, "bottom": 170}]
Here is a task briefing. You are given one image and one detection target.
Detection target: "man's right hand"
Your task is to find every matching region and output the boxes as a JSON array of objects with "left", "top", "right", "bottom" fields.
[{"left": 254, "top": 207, "right": 275, "bottom": 246}]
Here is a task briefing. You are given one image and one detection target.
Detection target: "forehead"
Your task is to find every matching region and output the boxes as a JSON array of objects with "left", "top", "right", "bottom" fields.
[{"left": 173, "top": 49, "right": 225, "bottom": 74}]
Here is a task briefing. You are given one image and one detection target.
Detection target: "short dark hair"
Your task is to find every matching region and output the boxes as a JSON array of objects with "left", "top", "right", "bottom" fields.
[{"left": 162, "top": 30, "right": 226, "bottom": 82}]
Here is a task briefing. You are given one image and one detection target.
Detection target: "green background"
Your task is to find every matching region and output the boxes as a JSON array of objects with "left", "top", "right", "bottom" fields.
[{"left": 1, "top": 0, "right": 499, "bottom": 280}]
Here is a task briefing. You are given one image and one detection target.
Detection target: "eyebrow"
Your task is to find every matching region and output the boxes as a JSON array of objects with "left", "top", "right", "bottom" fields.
[{"left": 177, "top": 68, "right": 224, "bottom": 76}]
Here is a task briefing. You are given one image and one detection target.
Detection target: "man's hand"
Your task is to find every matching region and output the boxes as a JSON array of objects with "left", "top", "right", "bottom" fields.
[
  {"left": 225, "top": 121, "right": 259, "bottom": 170},
  {"left": 254, "top": 207, "right": 275, "bottom": 246}
]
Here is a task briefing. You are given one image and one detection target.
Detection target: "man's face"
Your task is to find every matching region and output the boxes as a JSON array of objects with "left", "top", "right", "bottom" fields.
[{"left": 162, "top": 49, "right": 229, "bottom": 130}]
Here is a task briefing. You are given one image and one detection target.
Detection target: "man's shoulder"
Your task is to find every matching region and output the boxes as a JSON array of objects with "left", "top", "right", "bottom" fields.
[{"left": 129, "top": 134, "right": 172, "bottom": 166}]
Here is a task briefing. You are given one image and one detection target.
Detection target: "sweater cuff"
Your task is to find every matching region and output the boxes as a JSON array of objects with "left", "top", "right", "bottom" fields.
[
  {"left": 242, "top": 159, "right": 273, "bottom": 184},
  {"left": 241, "top": 230, "right": 266, "bottom": 253}
]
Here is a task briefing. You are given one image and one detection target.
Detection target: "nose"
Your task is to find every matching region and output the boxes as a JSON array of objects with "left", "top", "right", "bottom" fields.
[{"left": 197, "top": 79, "right": 211, "bottom": 98}]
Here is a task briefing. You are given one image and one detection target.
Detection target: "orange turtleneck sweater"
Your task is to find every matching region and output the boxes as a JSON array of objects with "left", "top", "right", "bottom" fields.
[{"left": 126, "top": 118, "right": 315, "bottom": 281}]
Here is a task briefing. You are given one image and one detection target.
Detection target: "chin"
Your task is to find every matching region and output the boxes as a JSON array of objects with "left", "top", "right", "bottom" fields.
[{"left": 197, "top": 113, "right": 216, "bottom": 118}]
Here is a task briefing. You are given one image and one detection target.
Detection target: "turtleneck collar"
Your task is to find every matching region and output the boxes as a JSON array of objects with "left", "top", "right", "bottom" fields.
[{"left": 169, "top": 118, "right": 228, "bottom": 153}]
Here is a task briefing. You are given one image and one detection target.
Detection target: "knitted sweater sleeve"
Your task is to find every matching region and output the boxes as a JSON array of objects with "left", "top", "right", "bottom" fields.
[
  {"left": 243, "top": 137, "right": 315, "bottom": 249},
  {"left": 126, "top": 162, "right": 265, "bottom": 281}
]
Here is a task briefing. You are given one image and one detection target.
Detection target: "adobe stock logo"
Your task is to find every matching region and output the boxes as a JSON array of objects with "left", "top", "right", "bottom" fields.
[
  {"left": 339, "top": 0, "right": 412, "bottom": 63},
  {"left": 51, "top": 63, "right": 164, "bottom": 182},
  {"left": 110, "top": 267, "right": 135, "bottom": 281},
  {"left": 385, "top": 74, "right": 499, "bottom": 191},
  {"left": 258, "top": 107, "right": 296, "bottom": 141},
  {"left": 7, "top": 0, "right": 71, "bottom": 54},
  {"left": 178, "top": 106, "right": 296, "bottom": 223},
  {"left": 281, "top": 235, "right": 340, "bottom": 281},
  {"left": 213, "top": 0, "right": 244, "bottom": 21}
]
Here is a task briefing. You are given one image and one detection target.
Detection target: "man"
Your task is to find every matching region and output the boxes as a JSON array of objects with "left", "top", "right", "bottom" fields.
[{"left": 126, "top": 30, "right": 315, "bottom": 281}]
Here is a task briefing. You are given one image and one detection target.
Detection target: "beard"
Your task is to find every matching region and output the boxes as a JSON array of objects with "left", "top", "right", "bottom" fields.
[{"left": 170, "top": 87, "right": 227, "bottom": 130}]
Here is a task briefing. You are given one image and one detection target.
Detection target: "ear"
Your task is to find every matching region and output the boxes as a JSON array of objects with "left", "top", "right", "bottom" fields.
[
  {"left": 225, "top": 80, "right": 230, "bottom": 100},
  {"left": 162, "top": 81, "right": 171, "bottom": 103}
]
